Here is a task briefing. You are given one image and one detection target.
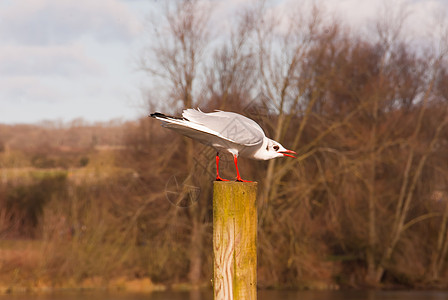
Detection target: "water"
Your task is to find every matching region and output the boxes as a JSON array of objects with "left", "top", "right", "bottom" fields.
[{"left": 1, "top": 290, "right": 448, "bottom": 300}]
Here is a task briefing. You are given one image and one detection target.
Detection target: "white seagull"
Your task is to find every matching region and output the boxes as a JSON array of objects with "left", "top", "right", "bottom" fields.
[{"left": 150, "top": 109, "right": 297, "bottom": 182}]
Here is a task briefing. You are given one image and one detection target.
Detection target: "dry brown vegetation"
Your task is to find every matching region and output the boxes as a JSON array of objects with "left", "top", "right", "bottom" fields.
[{"left": 1, "top": 0, "right": 448, "bottom": 291}]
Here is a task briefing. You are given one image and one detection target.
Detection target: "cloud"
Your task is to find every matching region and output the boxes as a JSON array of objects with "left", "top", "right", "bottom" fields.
[
  {"left": 0, "top": 45, "right": 103, "bottom": 77},
  {"left": 406, "top": 0, "right": 448, "bottom": 39},
  {"left": 0, "top": 0, "right": 142, "bottom": 45},
  {"left": 259, "top": 0, "right": 448, "bottom": 42},
  {"left": 0, "top": 0, "right": 151, "bottom": 124},
  {"left": 0, "top": 76, "right": 63, "bottom": 104}
]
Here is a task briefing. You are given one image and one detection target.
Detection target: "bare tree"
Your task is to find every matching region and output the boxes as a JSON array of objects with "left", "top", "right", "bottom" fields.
[
  {"left": 203, "top": 10, "right": 257, "bottom": 111},
  {"left": 140, "top": 0, "right": 213, "bottom": 285}
]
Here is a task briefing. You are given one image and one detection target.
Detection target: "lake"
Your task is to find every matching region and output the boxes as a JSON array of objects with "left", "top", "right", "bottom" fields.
[{"left": 1, "top": 290, "right": 448, "bottom": 300}]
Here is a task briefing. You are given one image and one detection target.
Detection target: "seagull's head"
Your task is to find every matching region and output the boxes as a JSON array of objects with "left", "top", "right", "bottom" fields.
[{"left": 260, "top": 138, "right": 297, "bottom": 160}]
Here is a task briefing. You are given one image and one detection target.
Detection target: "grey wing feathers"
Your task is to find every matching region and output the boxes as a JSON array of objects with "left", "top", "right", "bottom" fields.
[{"left": 182, "top": 109, "right": 264, "bottom": 145}]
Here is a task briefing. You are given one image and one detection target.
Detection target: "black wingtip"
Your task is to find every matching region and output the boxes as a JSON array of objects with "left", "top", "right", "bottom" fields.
[
  {"left": 149, "top": 112, "right": 189, "bottom": 121},
  {"left": 149, "top": 112, "right": 167, "bottom": 118}
]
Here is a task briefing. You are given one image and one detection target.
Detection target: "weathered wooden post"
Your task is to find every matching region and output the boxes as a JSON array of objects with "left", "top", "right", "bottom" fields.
[{"left": 213, "top": 181, "right": 257, "bottom": 300}]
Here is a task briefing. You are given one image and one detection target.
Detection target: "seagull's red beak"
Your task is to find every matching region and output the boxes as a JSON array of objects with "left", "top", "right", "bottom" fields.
[{"left": 280, "top": 149, "right": 297, "bottom": 158}]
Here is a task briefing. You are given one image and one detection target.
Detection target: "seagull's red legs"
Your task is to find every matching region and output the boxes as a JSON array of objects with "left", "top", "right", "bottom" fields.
[
  {"left": 234, "top": 155, "right": 252, "bottom": 182},
  {"left": 215, "top": 153, "right": 229, "bottom": 181}
]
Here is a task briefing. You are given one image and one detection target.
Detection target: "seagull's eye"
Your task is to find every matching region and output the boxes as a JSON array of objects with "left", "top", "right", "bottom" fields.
[{"left": 273, "top": 145, "right": 279, "bottom": 151}]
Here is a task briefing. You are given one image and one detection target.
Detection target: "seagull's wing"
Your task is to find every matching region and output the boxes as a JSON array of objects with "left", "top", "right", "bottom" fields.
[
  {"left": 150, "top": 112, "right": 262, "bottom": 147},
  {"left": 182, "top": 109, "right": 265, "bottom": 146}
]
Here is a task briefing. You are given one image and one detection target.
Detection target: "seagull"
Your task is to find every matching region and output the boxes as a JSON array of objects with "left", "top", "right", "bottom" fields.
[{"left": 150, "top": 109, "right": 297, "bottom": 182}]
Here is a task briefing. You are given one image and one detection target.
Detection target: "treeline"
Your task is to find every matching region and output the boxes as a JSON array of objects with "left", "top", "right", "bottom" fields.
[
  {"left": 0, "top": 121, "right": 125, "bottom": 168},
  {"left": 1, "top": 0, "right": 448, "bottom": 290},
  {"left": 0, "top": 120, "right": 125, "bottom": 152}
]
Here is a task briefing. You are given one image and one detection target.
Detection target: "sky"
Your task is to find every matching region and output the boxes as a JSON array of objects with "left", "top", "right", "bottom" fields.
[{"left": 1, "top": 0, "right": 447, "bottom": 125}]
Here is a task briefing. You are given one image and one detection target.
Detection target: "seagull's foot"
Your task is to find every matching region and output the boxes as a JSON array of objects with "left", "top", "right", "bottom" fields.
[
  {"left": 215, "top": 176, "right": 230, "bottom": 181},
  {"left": 236, "top": 177, "right": 253, "bottom": 183}
]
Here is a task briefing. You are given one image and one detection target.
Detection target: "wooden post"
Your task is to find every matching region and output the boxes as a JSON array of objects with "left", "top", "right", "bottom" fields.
[{"left": 213, "top": 181, "right": 257, "bottom": 300}]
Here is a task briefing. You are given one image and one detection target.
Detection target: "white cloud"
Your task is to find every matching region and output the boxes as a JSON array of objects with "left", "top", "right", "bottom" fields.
[
  {"left": 406, "top": 0, "right": 448, "bottom": 39},
  {"left": 0, "top": 76, "right": 62, "bottom": 104},
  {"left": 0, "top": 0, "right": 142, "bottom": 45},
  {"left": 0, "top": 45, "right": 103, "bottom": 77},
  {"left": 262, "top": 0, "right": 448, "bottom": 41},
  {"left": 0, "top": 0, "right": 149, "bottom": 124}
]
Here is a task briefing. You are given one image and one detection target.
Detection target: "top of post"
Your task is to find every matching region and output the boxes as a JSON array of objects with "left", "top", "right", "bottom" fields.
[{"left": 214, "top": 181, "right": 258, "bottom": 186}]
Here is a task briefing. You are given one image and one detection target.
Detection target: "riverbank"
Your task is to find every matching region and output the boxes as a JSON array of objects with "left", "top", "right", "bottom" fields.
[{"left": 0, "top": 277, "right": 167, "bottom": 294}]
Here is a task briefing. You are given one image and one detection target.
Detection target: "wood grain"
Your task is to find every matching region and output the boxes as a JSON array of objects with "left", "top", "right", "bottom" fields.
[{"left": 213, "top": 181, "right": 257, "bottom": 300}]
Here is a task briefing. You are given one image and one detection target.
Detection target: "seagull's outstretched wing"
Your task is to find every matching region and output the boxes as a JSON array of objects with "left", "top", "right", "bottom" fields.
[{"left": 150, "top": 109, "right": 264, "bottom": 147}]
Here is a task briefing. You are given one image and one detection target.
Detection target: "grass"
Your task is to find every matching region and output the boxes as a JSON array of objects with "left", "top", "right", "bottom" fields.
[{"left": 0, "top": 238, "right": 167, "bottom": 293}]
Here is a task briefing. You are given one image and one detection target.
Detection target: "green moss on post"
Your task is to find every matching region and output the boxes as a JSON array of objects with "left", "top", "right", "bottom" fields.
[{"left": 213, "top": 181, "right": 257, "bottom": 300}]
